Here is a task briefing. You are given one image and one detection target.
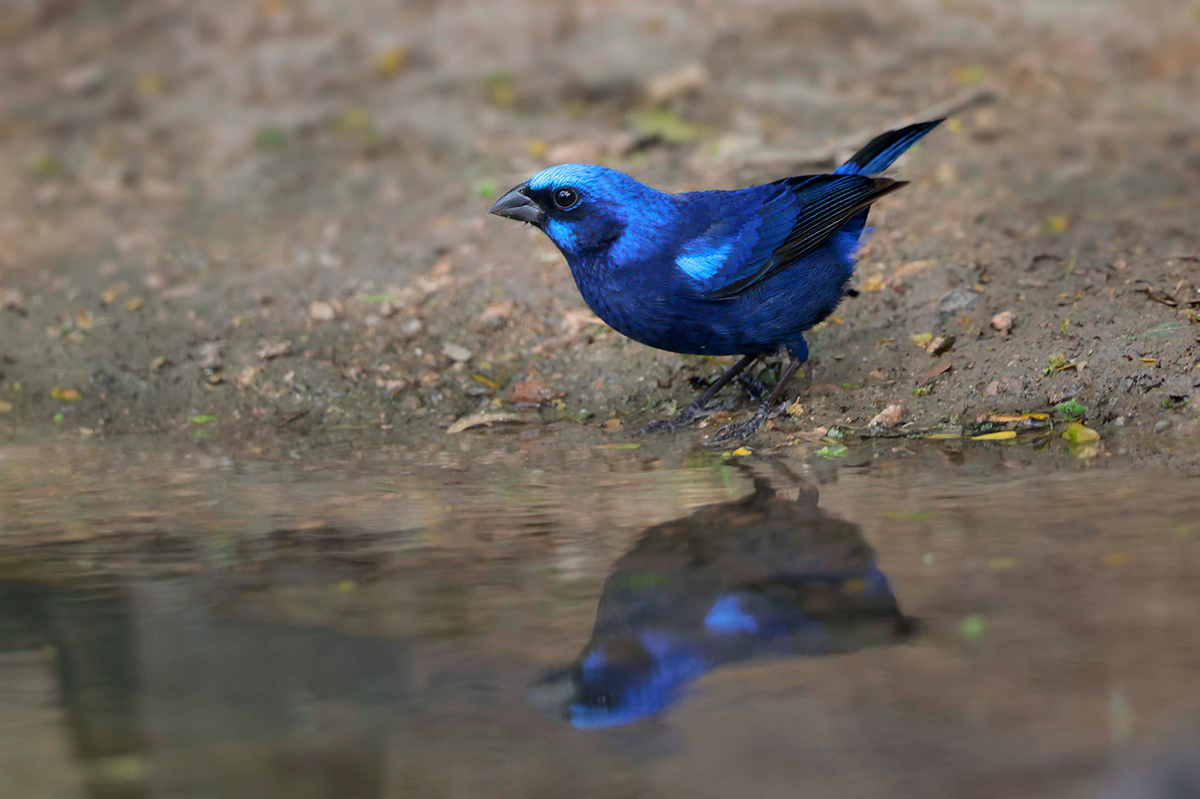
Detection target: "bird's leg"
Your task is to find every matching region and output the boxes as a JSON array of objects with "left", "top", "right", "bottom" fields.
[
  {"left": 711, "top": 355, "right": 806, "bottom": 442},
  {"left": 640, "top": 354, "right": 758, "bottom": 435}
]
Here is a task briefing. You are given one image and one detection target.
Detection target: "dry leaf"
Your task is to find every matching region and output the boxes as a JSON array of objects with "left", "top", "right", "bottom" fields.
[
  {"left": 869, "top": 404, "right": 906, "bottom": 428},
  {"left": 447, "top": 412, "right": 529, "bottom": 434},
  {"left": 257, "top": 341, "right": 293, "bottom": 360}
]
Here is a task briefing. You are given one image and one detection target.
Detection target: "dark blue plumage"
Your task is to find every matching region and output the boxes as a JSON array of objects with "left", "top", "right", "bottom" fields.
[{"left": 491, "top": 119, "right": 942, "bottom": 438}]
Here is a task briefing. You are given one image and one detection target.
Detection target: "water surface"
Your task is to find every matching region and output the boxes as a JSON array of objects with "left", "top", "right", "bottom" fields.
[{"left": 2, "top": 440, "right": 1199, "bottom": 798}]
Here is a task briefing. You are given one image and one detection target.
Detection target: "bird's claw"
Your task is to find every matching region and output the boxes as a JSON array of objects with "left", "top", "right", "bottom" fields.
[{"left": 707, "top": 401, "right": 784, "bottom": 444}]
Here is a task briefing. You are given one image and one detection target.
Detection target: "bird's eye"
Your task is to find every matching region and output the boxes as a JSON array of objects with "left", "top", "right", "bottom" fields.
[{"left": 552, "top": 187, "right": 581, "bottom": 210}]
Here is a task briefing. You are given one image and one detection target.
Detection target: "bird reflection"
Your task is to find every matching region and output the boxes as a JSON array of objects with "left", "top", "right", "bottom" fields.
[{"left": 530, "top": 475, "right": 914, "bottom": 729}]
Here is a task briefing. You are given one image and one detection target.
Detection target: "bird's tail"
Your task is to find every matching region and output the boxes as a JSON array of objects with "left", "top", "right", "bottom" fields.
[{"left": 833, "top": 119, "right": 944, "bottom": 176}]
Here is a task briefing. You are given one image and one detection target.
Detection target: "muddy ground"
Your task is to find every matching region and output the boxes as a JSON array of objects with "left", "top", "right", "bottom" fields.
[{"left": 0, "top": 0, "right": 1198, "bottom": 470}]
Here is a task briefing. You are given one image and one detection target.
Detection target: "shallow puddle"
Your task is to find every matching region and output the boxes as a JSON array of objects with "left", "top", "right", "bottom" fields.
[{"left": 2, "top": 439, "right": 1199, "bottom": 798}]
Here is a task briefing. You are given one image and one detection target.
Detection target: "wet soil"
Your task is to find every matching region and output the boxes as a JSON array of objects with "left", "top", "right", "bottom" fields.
[{"left": 0, "top": 0, "right": 1198, "bottom": 467}]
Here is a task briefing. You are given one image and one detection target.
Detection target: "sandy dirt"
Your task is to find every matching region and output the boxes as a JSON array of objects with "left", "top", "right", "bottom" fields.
[{"left": 0, "top": 0, "right": 1198, "bottom": 469}]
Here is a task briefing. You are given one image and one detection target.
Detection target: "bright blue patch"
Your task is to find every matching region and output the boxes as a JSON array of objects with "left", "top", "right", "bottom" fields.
[
  {"left": 704, "top": 594, "right": 760, "bottom": 635},
  {"left": 543, "top": 219, "right": 578, "bottom": 252},
  {"left": 568, "top": 633, "right": 711, "bottom": 729},
  {"left": 528, "top": 163, "right": 618, "bottom": 192},
  {"left": 677, "top": 237, "right": 734, "bottom": 281}
]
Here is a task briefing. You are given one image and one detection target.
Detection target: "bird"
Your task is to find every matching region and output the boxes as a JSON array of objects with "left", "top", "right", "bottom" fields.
[{"left": 490, "top": 119, "right": 943, "bottom": 440}]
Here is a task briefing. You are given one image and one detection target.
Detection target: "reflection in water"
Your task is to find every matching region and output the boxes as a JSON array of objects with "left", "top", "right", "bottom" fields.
[
  {"left": 0, "top": 577, "right": 408, "bottom": 799},
  {"left": 529, "top": 477, "right": 914, "bottom": 728}
]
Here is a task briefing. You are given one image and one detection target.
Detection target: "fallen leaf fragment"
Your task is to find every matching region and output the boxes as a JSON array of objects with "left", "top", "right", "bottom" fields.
[
  {"left": 730, "top": 446, "right": 752, "bottom": 457},
  {"left": 560, "top": 308, "right": 606, "bottom": 337},
  {"left": 959, "top": 614, "right": 986, "bottom": 639},
  {"left": 911, "top": 332, "right": 934, "bottom": 348},
  {"left": 1061, "top": 422, "right": 1099, "bottom": 442},
  {"left": 0, "top": 400, "right": 12, "bottom": 413},
  {"left": 971, "top": 430, "right": 1016, "bottom": 441},
  {"left": 919, "top": 361, "right": 953, "bottom": 385},
  {"left": 862, "top": 274, "right": 886, "bottom": 292},
  {"left": 991, "top": 310, "right": 1015, "bottom": 333},
  {"left": 199, "top": 342, "right": 222, "bottom": 369},
  {"left": 446, "top": 412, "right": 529, "bottom": 434},
  {"left": 236, "top": 366, "right": 261, "bottom": 388},
  {"left": 51, "top": 387, "right": 82, "bottom": 401},
  {"left": 601, "top": 418, "right": 624, "bottom": 433},
  {"left": 375, "top": 46, "right": 407, "bottom": 79},
  {"left": 257, "top": 341, "right": 293, "bottom": 360},
  {"left": 149, "top": 356, "right": 167, "bottom": 372},
  {"left": 310, "top": 301, "right": 337, "bottom": 321},
  {"left": 442, "top": 343, "right": 472, "bottom": 362},
  {"left": 926, "top": 335, "right": 956, "bottom": 356},
  {"left": 643, "top": 62, "right": 708, "bottom": 105},
  {"left": 814, "top": 445, "right": 849, "bottom": 459},
  {"left": 595, "top": 442, "right": 641, "bottom": 450},
  {"left": 869, "top": 404, "right": 905, "bottom": 428},
  {"left": 3, "top": 288, "right": 25, "bottom": 310},
  {"left": 125, "top": 296, "right": 146, "bottom": 311},
  {"left": 509, "top": 378, "right": 562, "bottom": 404}
]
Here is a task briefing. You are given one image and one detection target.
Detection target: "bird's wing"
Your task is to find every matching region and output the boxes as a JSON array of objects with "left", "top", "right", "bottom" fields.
[{"left": 685, "top": 174, "right": 905, "bottom": 300}]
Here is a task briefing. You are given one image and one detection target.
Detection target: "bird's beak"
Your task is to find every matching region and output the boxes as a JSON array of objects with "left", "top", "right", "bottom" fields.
[{"left": 489, "top": 183, "right": 546, "bottom": 226}]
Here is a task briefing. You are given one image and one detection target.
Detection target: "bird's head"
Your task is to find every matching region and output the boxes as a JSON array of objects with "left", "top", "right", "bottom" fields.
[{"left": 490, "top": 164, "right": 657, "bottom": 260}]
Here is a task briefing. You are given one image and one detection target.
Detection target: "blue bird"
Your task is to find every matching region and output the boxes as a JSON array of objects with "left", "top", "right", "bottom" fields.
[{"left": 490, "top": 119, "right": 942, "bottom": 439}]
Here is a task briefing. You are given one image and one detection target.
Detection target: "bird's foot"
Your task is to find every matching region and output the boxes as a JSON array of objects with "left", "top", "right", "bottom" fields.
[
  {"left": 708, "top": 402, "right": 779, "bottom": 444},
  {"left": 639, "top": 399, "right": 738, "bottom": 435}
]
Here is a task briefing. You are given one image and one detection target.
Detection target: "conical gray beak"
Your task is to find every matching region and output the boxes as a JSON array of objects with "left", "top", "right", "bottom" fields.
[{"left": 489, "top": 183, "right": 546, "bottom": 226}]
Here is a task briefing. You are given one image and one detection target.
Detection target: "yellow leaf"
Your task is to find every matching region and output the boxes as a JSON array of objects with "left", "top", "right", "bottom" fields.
[
  {"left": 826, "top": 315, "right": 844, "bottom": 325},
  {"left": 471, "top": 374, "right": 501, "bottom": 390},
  {"left": 986, "top": 413, "right": 1032, "bottom": 423},
  {"left": 987, "top": 556, "right": 1018, "bottom": 571},
  {"left": 862, "top": 274, "right": 886, "bottom": 292},
  {"left": 595, "top": 443, "right": 641, "bottom": 450},
  {"left": 51, "top": 387, "right": 82, "bottom": 401},
  {"left": 125, "top": 296, "right": 146, "bottom": 311},
  {"left": 375, "top": 47, "right": 407, "bottom": 79},
  {"left": 137, "top": 73, "right": 164, "bottom": 97},
  {"left": 911, "top": 332, "right": 934, "bottom": 347},
  {"left": 925, "top": 432, "right": 962, "bottom": 440},
  {"left": 731, "top": 446, "right": 752, "bottom": 457},
  {"left": 525, "top": 139, "right": 549, "bottom": 159},
  {"left": 972, "top": 430, "right": 1016, "bottom": 441},
  {"left": 1044, "top": 214, "right": 1070, "bottom": 233},
  {"left": 1062, "top": 422, "right": 1099, "bottom": 442}
]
